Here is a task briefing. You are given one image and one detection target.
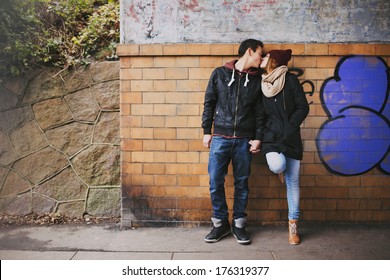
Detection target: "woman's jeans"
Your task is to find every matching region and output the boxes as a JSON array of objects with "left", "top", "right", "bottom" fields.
[
  {"left": 208, "top": 136, "right": 252, "bottom": 221},
  {"left": 265, "top": 152, "right": 300, "bottom": 220}
]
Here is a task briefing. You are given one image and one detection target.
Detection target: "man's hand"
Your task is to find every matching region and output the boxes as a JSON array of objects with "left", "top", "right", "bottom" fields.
[
  {"left": 203, "top": 134, "right": 212, "bottom": 148},
  {"left": 249, "top": 140, "right": 261, "bottom": 154}
]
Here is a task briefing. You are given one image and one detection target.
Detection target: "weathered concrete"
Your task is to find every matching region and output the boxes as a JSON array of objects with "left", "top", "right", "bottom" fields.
[{"left": 120, "top": 0, "right": 390, "bottom": 44}]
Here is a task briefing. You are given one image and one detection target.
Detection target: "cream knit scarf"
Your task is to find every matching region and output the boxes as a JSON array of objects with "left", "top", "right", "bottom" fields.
[{"left": 261, "top": 66, "right": 288, "bottom": 97}]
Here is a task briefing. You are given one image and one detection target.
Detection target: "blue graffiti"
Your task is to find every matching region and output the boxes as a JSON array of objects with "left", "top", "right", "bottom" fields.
[{"left": 316, "top": 56, "right": 390, "bottom": 176}]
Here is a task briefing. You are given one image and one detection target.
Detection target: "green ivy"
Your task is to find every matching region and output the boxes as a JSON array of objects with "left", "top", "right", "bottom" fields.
[{"left": 0, "top": 0, "right": 119, "bottom": 77}]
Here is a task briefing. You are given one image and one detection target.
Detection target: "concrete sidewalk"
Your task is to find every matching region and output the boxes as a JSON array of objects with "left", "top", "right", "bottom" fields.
[{"left": 0, "top": 223, "right": 389, "bottom": 260}]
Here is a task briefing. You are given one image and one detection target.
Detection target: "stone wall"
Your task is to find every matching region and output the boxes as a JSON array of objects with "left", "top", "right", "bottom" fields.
[{"left": 0, "top": 62, "right": 121, "bottom": 218}]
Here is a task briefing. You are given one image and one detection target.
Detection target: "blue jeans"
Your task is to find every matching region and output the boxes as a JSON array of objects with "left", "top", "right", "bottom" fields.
[
  {"left": 265, "top": 152, "right": 300, "bottom": 220},
  {"left": 208, "top": 136, "right": 252, "bottom": 220}
]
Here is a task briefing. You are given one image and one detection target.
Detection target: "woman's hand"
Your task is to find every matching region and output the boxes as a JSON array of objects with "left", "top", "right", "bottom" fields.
[{"left": 249, "top": 140, "right": 261, "bottom": 154}]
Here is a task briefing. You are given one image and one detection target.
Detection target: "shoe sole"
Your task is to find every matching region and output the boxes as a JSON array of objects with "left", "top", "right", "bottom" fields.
[
  {"left": 232, "top": 233, "right": 251, "bottom": 245},
  {"left": 204, "top": 231, "right": 231, "bottom": 243}
]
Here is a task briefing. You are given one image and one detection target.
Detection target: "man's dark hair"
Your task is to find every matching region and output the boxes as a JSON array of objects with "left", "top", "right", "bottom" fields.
[{"left": 238, "top": 39, "right": 264, "bottom": 57}]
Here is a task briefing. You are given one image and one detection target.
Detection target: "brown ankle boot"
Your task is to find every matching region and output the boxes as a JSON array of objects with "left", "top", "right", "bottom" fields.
[
  {"left": 278, "top": 173, "right": 284, "bottom": 184},
  {"left": 288, "top": 220, "right": 300, "bottom": 245}
]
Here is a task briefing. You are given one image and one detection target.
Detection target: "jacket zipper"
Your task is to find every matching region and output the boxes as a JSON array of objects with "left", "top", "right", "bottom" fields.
[{"left": 233, "top": 75, "right": 241, "bottom": 137}]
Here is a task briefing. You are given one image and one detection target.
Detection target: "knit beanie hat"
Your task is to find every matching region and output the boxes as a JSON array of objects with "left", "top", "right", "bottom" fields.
[{"left": 268, "top": 49, "right": 292, "bottom": 66}]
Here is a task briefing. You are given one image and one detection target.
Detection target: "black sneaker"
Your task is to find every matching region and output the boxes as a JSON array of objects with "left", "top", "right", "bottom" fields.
[
  {"left": 204, "top": 220, "right": 231, "bottom": 243},
  {"left": 232, "top": 220, "right": 251, "bottom": 245}
]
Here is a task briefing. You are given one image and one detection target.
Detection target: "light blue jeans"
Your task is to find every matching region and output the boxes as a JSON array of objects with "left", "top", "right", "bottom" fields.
[{"left": 265, "top": 152, "right": 300, "bottom": 220}]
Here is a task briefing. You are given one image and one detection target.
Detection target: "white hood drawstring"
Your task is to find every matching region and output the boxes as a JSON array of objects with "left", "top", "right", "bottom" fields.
[
  {"left": 244, "top": 72, "right": 249, "bottom": 87},
  {"left": 228, "top": 69, "right": 235, "bottom": 86},
  {"left": 228, "top": 69, "right": 250, "bottom": 87}
]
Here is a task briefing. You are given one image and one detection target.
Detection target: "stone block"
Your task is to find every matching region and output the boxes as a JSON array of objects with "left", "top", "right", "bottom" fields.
[
  {"left": 33, "top": 98, "right": 73, "bottom": 130},
  {"left": 86, "top": 187, "right": 121, "bottom": 217},
  {"left": 9, "top": 121, "right": 48, "bottom": 157}
]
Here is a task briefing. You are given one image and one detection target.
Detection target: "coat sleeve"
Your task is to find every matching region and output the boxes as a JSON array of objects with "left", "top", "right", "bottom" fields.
[
  {"left": 201, "top": 69, "right": 218, "bottom": 135},
  {"left": 284, "top": 75, "right": 310, "bottom": 138},
  {"left": 254, "top": 88, "right": 265, "bottom": 141}
]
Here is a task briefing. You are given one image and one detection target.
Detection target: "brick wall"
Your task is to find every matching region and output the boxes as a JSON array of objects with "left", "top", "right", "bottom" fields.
[{"left": 118, "top": 44, "right": 390, "bottom": 227}]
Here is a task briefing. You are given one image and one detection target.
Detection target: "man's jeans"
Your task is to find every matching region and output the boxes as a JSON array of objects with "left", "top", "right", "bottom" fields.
[
  {"left": 265, "top": 152, "right": 300, "bottom": 220},
  {"left": 208, "top": 136, "right": 252, "bottom": 220}
]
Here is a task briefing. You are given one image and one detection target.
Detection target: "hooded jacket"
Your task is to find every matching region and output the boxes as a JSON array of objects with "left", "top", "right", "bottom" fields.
[
  {"left": 259, "top": 72, "right": 309, "bottom": 160},
  {"left": 202, "top": 60, "right": 262, "bottom": 139}
]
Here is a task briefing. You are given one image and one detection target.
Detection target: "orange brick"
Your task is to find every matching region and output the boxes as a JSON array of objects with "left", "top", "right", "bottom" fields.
[
  {"left": 120, "top": 80, "right": 132, "bottom": 91},
  {"left": 292, "top": 56, "right": 317, "bottom": 68},
  {"left": 142, "top": 116, "right": 164, "bottom": 127},
  {"left": 305, "top": 44, "right": 329, "bottom": 55},
  {"left": 117, "top": 44, "right": 139, "bottom": 56},
  {"left": 199, "top": 57, "right": 223, "bottom": 67},
  {"left": 190, "top": 91, "right": 205, "bottom": 103},
  {"left": 165, "top": 68, "right": 189, "bottom": 80},
  {"left": 142, "top": 140, "right": 166, "bottom": 151},
  {"left": 131, "top": 128, "right": 154, "bottom": 139},
  {"left": 188, "top": 140, "right": 203, "bottom": 151},
  {"left": 121, "top": 90, "right": 141, "bottom": 104},
  {"left": 165, "top": 164, "right": 189, "bottom": 174},
  {"left": 187, "top": 116, "right": 201, "bottom": 128},
  {"left": 283, "top": 44, "right": 305, "bottom": 55},
  {"left": 131, "top": 174, "right": 154, "bottom": 185},
  {"left": 154, "top": 57, "right": 177, "bottom": 67},
  {"left": 122, "top": 163, "right": 143, "bottom": 174},
  {"left": 153, "top": 128, "right": 176, "bottom": 139},
  {"left": 176, "top": 57, "right": 200, "bottom": 67},
  {"left": 177, "top": 104, "right": 199, "bottom": 116},
  {"left": 189, "top": 68, "right": 213, "bottom": 79},
  {"left": 302, "top": 68, "right": 330, "bottom": 80},
  {"left": 166, "top": 140, "right": 189, "bottom": 151},
  {"left": 177, "top": 152, "right": 200, "bottom": 163},
  {"left": 122, "top": 139, "right": 143, "bottom": 151},
  {"left": 143, "top": 92, "right": 165, "bottom": 104},
  {"left": 210, "top": 44, "right": 235, "bottom": 55},
  {"left": 154, "top": 175, "right": 178, "bottom": 186},
  {"left": 328, "top": 44, "right": 353, "bottom": 55},
  {"left": 119, "top": 113, "right": 143, "bottom": 128},
  {"left": 131, "top": 104, "right": 153, "bottom": 115},
  {"left": 140, "top": 44, "right": 163, "bottom": 55},
  {"left": 176, "top": 80, "right": 201, "bottom": 91},
  {"left": 129, "top": 57, "right": 154, "bottom": 68},
  {"left": 153, "top": 80, "right": 176, "bottom": 91},
  {"left": 166, "top": 116, "right": 188, "bottom": 127},
  {"left": 143, "top": 163, "right": 166, "bottom": 174},
  {"left": 177, "top": 128, "right": 200, "bottom": 140},
  {"left": 187, "top": 44, "right": 210, "bottom": 55},
  {"left": 178, "top": 175, "right": 200, "bottom": 186},
  {"left": 121, "top": 151, "right": 132, "bottom": 163},
  {"left": 375, "top": 44, "right": 390, "bottom": 55},
  {"left": 165, "top": 92, "right": 189, "bottom": 104},
  {"left": 132, "top": 152, "right": 154, "bottom": 163},
  {"left": 316, "top": 56, "right": 340, "bottom": 68},
  {"left": 154, "top": 104, "right": 177, "bottom": 115},
  {"left": 120, "top": 103, "right": 131, "bottom": 116},
  {"left": 143, "top": 68, "right": 165, "bottom": 79},
  {"left": 121, "top": 68, "right": 142, "bottom": 80},
  {"left": 154, "top": 152, "right": 177, "bottom": 163},
  {"left": 131, "top": 80, "right": 154, "bottom": 91},
  {"left": 163, "top": 44, "right": 187, "bottom": 55}
]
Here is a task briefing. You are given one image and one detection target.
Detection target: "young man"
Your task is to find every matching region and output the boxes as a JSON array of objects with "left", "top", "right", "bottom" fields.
[{"left": 202, "top": 39, "right": 264, "bottom": 245}]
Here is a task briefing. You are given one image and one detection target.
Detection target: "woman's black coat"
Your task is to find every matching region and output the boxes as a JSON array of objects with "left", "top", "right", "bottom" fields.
[{"left": 260, "top": 72, "right": 310, "bottom": 160}]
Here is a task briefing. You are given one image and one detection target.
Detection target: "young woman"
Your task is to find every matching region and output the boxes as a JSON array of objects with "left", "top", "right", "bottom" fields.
[{"left": 259, "top": 49, "right": 309, "bottom": 245}]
